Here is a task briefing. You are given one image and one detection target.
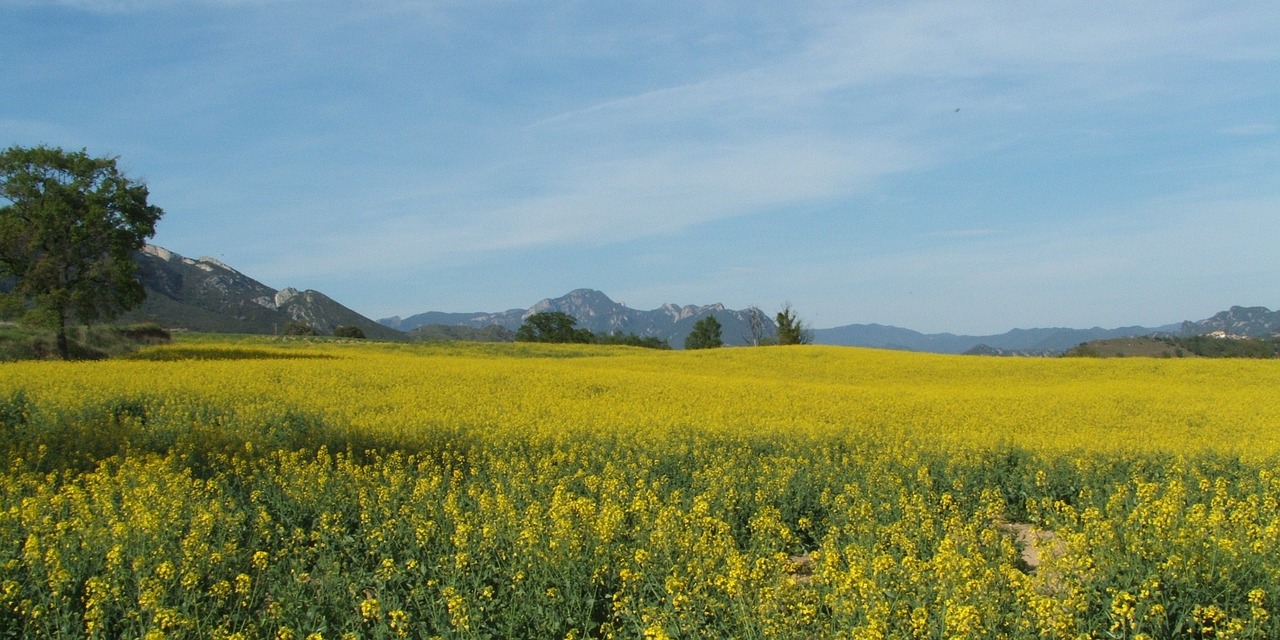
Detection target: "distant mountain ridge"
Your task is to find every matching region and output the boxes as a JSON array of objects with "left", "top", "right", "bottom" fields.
[
  {"left": 381, "top": 289, "right": 775, "bottom": 348},
  {"left": 814, "top": 306, "right": 1280, "bottom": 354},
  {"left": 385, "top": 289, "right": 1276, "bottom": 354},
  {"left": 121, "top": 245, "right": 404, "bottom": 340},
  {"left": 122, "top": 246, "right": 1273, "bottom": 353},
  {"left": 812, "top": 323, "right": 1183, "bottom": 355}
]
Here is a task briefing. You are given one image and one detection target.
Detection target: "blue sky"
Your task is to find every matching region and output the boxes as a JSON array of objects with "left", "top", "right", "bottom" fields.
[{"left": 3, "top": 1, "right": 1277, "bottom": 334}]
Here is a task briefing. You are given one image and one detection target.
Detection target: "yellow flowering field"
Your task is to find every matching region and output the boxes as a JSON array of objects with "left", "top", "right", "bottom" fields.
[{"left": 2, "top": 337, "right": 1278, "bottom": 638}]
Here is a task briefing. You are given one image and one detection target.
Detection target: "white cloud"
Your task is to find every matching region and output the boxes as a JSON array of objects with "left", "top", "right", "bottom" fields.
[
  {"left": 231, "top": 2, "right": 1280, "bottom": 289},
  {"left": 242, "top": 132, "right": 924, "bottom": 285}
]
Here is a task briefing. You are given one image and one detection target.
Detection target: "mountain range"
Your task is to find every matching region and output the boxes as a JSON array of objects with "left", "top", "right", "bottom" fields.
[
  {"left": 387, "top": 294, "right": 1280, "bottom": 354},
  {"left": 125, "top": 244, "right": 1277, "bottom": 353},
  {"left": 811, "top": 323, "right": 1185, "bottom": 354},
  {"left": 381, "top": 288, "right": 775, "bottom": 348}
]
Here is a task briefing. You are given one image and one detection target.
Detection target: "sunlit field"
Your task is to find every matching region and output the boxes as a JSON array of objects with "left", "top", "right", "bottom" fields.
[{"left": 2, "top": 336, "right": 1278, "bottom": 639}]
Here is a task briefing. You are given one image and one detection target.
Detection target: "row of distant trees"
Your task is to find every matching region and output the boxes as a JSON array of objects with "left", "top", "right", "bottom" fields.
[
  {"left": 517, "top": 304, "right": 813, "bottom": 350},
  {"left": 514, "top": 311, "right": 671, "bottom": 349},
  {"left": 279, "top": 321, "right": 367, "bottom": 339},
  {"left": 686, "top": 304, "right": 814, "bottom": 349}
]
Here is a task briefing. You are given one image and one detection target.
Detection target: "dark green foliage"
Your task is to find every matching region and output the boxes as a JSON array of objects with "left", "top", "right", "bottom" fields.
[
  {"left": 281, "top": 320, "right": 317, "bottom": 336},
  {"left": 684, "top": 315, "right": 724, "bottom": 349},
  {"left": 775, "top": 304, "right": 812, "bottom": 345},
  {"left": 332, "top": 324, "right": 366, "bottom": 339},
  {"left": 117, "top": 322, "right": 171, "bottom": 344},
  {"left": 125, "top": 347, "right": 335, "bottom": 361},
  {"left": 409, "top": 324, "right": 515, "bottom": 343},
  {"left": 515, "top": 311, "right": 593, "bottom": 343},
  {"left": 0, "top": 146, "right": 164, "bottom": 359},
  {"left": 0, "top": 322, "right": 171, "bottom": 361},
  {"left": 515, "top": 312, "right": 671, "bottom": 348},
  {"left": 595, "top": 331, "right": 671, "bottom": 349},
  {"left": 1064, "top": 335, "right": 1280, "bottom": 358},
  {"left": 1172, "top": 335, "right": 1278, "bottom": 358}
]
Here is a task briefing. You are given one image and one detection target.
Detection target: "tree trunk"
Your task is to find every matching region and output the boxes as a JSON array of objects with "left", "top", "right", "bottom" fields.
[{"left": 55, "top": 312, "right": 70, "bottom": 360}]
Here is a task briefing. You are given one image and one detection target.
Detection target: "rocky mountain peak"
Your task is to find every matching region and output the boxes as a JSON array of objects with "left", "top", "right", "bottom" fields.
[
  {"left": 275, "top": 287, "right": 300, "bottom": 307},
  {"left": 125, "top": 245, "right": 404, "bottom": 340},
  {"left": 1180, "top": 305, "right": 1280, "bottom": 338},
  {"left": 660, "top": 302, "right": 725, "bottom": 322}
]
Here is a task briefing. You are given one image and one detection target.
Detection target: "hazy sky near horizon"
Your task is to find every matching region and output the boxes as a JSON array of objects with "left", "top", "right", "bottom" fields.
[{"left": 3, "top": 1, "right": 1277, "bottom": 334}]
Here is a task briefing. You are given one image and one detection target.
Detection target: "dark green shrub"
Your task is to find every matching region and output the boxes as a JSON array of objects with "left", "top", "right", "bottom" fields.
[
  {"left": 281, "top": 320, "right": 317, "bottom": 336},
  {"left": 333, "top": 325, "right": 366, "bottom": 339}
]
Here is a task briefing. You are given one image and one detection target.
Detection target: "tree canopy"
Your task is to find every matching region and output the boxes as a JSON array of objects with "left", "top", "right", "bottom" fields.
[
  {"left": 515, "top": 311, "right": 593, "bottom": 343},
  {"left": 0, "top": 146, "right": 163, "bottom": 359},
  {"left": 515, "top": 311, "right": 670, "bottom": 348},
  {"left": 333, "top": 325, "right": 366, "bottom": 339},
  {"left": 684, "top": 315, "right": 724, "bottom": 350}
]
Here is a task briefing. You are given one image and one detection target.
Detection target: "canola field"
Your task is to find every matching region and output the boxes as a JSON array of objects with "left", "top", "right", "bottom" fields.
[{"left": 2, "top": 337, "right": 1279, "bottom": 639}]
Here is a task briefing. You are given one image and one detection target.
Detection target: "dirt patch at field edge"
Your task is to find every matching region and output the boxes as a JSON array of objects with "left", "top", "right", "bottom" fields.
[{"left": 999, "top": 522, "right": 1065, "bottom": 573}]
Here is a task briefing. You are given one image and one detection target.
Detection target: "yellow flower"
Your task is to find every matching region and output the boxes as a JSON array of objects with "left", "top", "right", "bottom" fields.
[{"left": 360, "top": 597, "right": 381, "bottom": 621}]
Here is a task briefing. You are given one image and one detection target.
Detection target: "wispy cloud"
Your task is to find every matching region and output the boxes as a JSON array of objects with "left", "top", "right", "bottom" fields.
[{"left": 233, "top": 1, "right": 1279, "bottom": 288}]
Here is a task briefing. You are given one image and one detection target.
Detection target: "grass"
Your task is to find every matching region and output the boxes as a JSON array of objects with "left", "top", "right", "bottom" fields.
[{"left": 0, "top": 322, "right": 172, "bottom": 361}]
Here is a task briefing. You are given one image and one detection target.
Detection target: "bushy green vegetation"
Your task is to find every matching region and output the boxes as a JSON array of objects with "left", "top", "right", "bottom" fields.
[
  {"left": 515, "top": 311, "right": 593, "bottom": 343},
  {"left": 1166, "top": 334, "right": 1279, "bottom": 358},
  {"left": 775, "top": 304, "right": 812, "bottom": 345},
  {"left": 280, "top": 320, "right": 317, "bottom": 336},
  {"left": 0, "top": 322, "right": 170, "bottom": 361},
  {"left": 332, "top": 325, "right": 366, "bottom": 339},
  {"left": 1065, "top": 335, "right": 1280, "bottom": 358},
  {"left": 684, "top": 315, "right": 723, "bottom": 350},
  {"left": 593, "top": 331, "right": 671, "bottom": 349},
  {"left": 409, "top": 324, "right": 515, "bottom": 343},
  {"left": 517, "top": 311, "right": 670, "bottom": 349}
]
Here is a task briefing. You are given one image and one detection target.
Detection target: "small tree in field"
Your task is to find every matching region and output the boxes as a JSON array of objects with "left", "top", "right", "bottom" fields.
[
  {"left": 776, "top": 303, "right": 812, "bottom": 345},
  {"left": 515, "top": 311, "right": 593, "bottom": 343},
  {"left": 0, "top": 146, "right": 164, "bottom": 359},
  {"left": 684, "top": 315, "right": 723, "bottom": 350}
]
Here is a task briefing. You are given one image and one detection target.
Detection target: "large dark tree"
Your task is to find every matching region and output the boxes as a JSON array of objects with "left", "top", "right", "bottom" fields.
[
  {"left": 0, "top": 146, "right": 164, "bottom": 359},
  {"left": 515, "top": 311, "right": 593, "bottom": 343},
  {"left": 684, "top": 315, "right": 724, "bottom": 350}
]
